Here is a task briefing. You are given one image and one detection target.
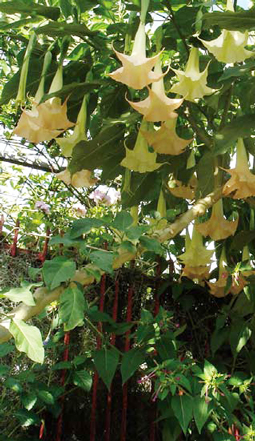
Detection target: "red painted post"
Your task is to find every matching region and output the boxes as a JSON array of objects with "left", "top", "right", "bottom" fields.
[
  {"left": 38, "top": 228, "right": 50, "bottom": 263},
  {"left": 104, "top": 279, "right": 119, "bottom": 441},
  {"left": 56, "top": 332, "right": 70, "bottom": 441},
  {"left": 120, "top": 265, "right": 134, "bottom": 441},
  {"left": 0, "top": 214, "right": 4, "bottom": 235},
  {"left": 90, "top": 244, "right": 108, "bottom": 441},
  {"left": 10, "top": 219, "right": 20, "bottom": 257}
]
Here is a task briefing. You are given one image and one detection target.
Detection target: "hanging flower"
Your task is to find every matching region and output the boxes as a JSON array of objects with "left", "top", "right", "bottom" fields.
[
  {"left": 109, "top": 22, "right": 164, "bottom": 90},
  {"left": 199, "top": 0, "right": 253, "bottom": 64},
  {"left": 56, "top": 168, "right": 97, "bottom": 188},
  {"left": 179, "top": 228, "right": 213, "bottom": 281},
  {"left": 141, "top": 118, "right": 192, "bottom": 155},
  {"left": 168, "top": 174, "right": 197, "bottom": 200},
  {"left": 222, "top": 138, "right": 255, "bottom": 199},
  {"left": 170, "top": 47, "right": 215, "bottom": 102},
  {"left": 196, "top": 198, "right": 238, "bottom": 241},
  {"left": 121, "top": 120, "right": 162, "bottom": 173},
  {"left": 57, "top": 94, "right": 88, "bottom": 157},
  {"left": 127, "top": 60, "right": 183, "bottom": 122},
  {"left": 13, "top": 60, "right": 74, "bottom": 143}
]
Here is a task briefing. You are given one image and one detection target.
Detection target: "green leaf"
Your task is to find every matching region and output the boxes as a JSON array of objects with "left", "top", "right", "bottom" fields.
[
  {"left": 59, "top": 284, "right": 86, "bottom": 331},
  {"left": 121, "top": 348, "right": 145, "bottom": 385},
  {"left": 35, "top": 22, "right": 96, "bottom": 38},
  {"left": 156, "top": 331, "right": 177, "bottom": 361},
  {"left": 90, "top": 250, "right": 115, "bottom": 274},
  {"left": 203, "top": 9, "right": 255, "bottom": 31},
  {"left": 196, "top": 151, "right": 214, "bottom": 197},
  {"left": 0, "top": 1, "right": 60, "bottom": 20},
  {"left": 37, "top": 390, "right": 55, "bottom": 405},
  {"left": 42, "top": 257, "right": 76, "bottom": 290},
  {"left": 0, "top": 343, "right": 14, "bottom": 357},
  {"left": 52, "top": 361, "right": 72, "bottom": 370},
  {"left": 3, "top": 285, "right": 35, "bottom": 306},
  {"left": 112, "top": 211, "right": 133, "bottom": 231},
  {"left": 140, "top": 236, "right": 164, "bottom": 256},
  {"left": 0, "top": 364, "right": 10, "bottom": 376},
  {"left": 193, "top": 396, "right": 210, "bottom": 434},
  {"left": 60, "top": 0, "right": 72, "bottom": 18},
  {"left": 14, "top": 409, "right": 40, "bottom": 427},
  {"left": 9, "top": 319, "right": 44, "bottom": 364},
  {"left": 21, "top": 392, "right": 37, "bottom": 411},
  {"left": 214, "top": 115, "right": 255, "bottom": 155},
  {"left": 40, "top": 81, "right": 101, "bottom": 103},
  {"left": 211, "top": 328, "right": 229, "bottom": 356},
  {"left": 229, "top": 320, "right": 252, "bottom": 355},
  {"left": 73, "top": 370, "right": 92, "bottom": 391},
  {"left": 230, "top": 230, "right": 255, "bottom": 251},
  {"left": 69, "top": 124, "right": 125, "bottom": 174},
  {"left": 4, "top": 377, "right": 23, "bottom": 393},
  {"left": 70, "top": 218, "right": 105, "bottom": 239},
  {"left": 94, "top": 348, "right": 119, "bottom": 391},
  {"left": 171, "top": 395, "right": 193, "bottom": 434}
]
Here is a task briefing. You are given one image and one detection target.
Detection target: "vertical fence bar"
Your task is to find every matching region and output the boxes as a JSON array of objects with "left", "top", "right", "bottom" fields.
[
  {"left": 150, "top": 261, "right": 162, "bottom": 441},
  {"left": 56, "top": 332, "right": 70, "bottom": 441},
  {"left": 38, "top": 228, "right": 50, "bottom": 263},
  {"left": 90, "top": 243, "right": 108, "bottom": 441},
  {"left": 104, "top": 278, "right": 119, "bottom": 441},
  {"left": 120, "top": 264, "right": 134, "bottom": 441},
  {"left": 0, "top": 214, "right": 4, "bottom": 236},
  {"left": 10, "top": 219, "right": 20, "bottom": 257}
]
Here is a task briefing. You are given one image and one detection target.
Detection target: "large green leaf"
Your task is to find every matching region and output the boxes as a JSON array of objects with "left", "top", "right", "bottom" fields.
[
  {"left": 73, "top": 370, "right": 92, "bottom": 391},
  {"left": 9, "top": 319, "right": 44, "bottom": 364},
  {"left": 229, "top": 320, "right": 252, "bottom": 355},
  {"left": 112, "top": 211, "right": 134, "bottom": 231},
  {"left": 0, "top": 343, "right": 14, "bottom": 358},
  {"left": 3, "top": 284, "right": 36, "bottom": 306},
  {"left": 203, "top": 9, "right": 255, "bottom": 31},
  {"left": 121, "top": 348, "right": 145, "bottom": 384},
  {"left": 93, "top": 347, "right": 119, "bottom": 391},
  {"left": 42, "top": 257, "right": 76, "bottom": 290},
  {"left": 69, "top": 124, "right": 125, "bottom": 173},
  {"left": 70, "top": 218, "right": 105, "bottom": 239},
  {"left": 214, "top": 115, "right": 255, "bottom": 155},
  {"left": 59, "top": 284, "right": 87, "bottom": 331},
  {"left": 139, "top": 236, "right": 164, "bottom": 256},
  {"left": 171, "top": 395, "right": 193, "bottom": 434},
  {"left": 90, "top": 250, "right": 115, "bottom": 274},
  {"left": 193, "top": 396, "right": 210, "bottom": 434},
  {"left": 35, "top": 22, "right": 96, "bottom": 38},
  {"left": 122, "top": 171, "right": 161, "bottom": 208},
  {"left": 0, "top": 1, "right": 60, "bottom": 20},
  {"left": 196, "top": 151, "right": 214, "bottom": 197}
]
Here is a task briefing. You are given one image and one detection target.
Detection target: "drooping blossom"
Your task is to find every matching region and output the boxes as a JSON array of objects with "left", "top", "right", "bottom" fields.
[
  {"left": 35, "top": 201, "right": 50, "bottom": 214},
  {"left": 222, "top": 138, "right": 255, "bottom": 199},
  {"left": 141, "top": 118, "right": 192, "bottom": 155},
  {"left": 13, "top": 57, "right": 74, "bottom": 143},
  {"left": 57, "top": 94, "right": 88, "bottom": 157},
  {"left": 127, "top": 60, "right": 183, "bottom": 122},
  {"left": 121, "top": 119, "right": 162, "bottom": 173},
  {"left": 169, "top": 174, "right": 197, "bottom": 200},
  {"left": 196, "top": 198, "right": 238, "bottom": 241},
  {"left": 89, "top": 185, "right": 120, "bottom": 205},
  {"left": 56, "top": 168, "right": 97, "bottom": 188},
  {"left": 199, "top": 0, "right": 253, "bottom": 64},
  {"left": 109, "top": 21, "right": 164, "bottom": 90},
  {"left": 171, "top": 47, "right": 215, "bottom": 102},
  {"left": 178, "top": 228, "right": 213, "bottom": 281}
]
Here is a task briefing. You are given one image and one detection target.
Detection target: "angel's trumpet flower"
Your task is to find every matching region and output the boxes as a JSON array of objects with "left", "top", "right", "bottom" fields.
[
  {"left": 127, "top": 61, "right": 183, "bottom": 122},
  {"left": 222, "top": 138, "right": 255, "bottom": 199},
  {"left": 109, "top": 0, "right": 163, "bottom": 90},
  {"left": 57, "top": 94, "right": 88, "bottom": 157},
  {"left": 171, "top": 47, "right": 215, "bottom": 102},
  {"left": 15, "top": 32, "right": 36, "bottom": 106},
  {"left": 199, "top": 0, "right": 253, "bottom": 64},
  {"left": 207, "top": 248, "right": 229, "bottom": 298},
  {"left": 13, "top": 57, "right": 74, "bottom": 143},
  {"left": 141, "top": 118, "right": 192, "bottom": 155},
  {"left": 169, "top": 174, "right": 197, "bottom": 200},
  {"left": 196, "top": 198, "right": 238, "bottom": 241},
  {"left": 179, "top": 227, "right": 213, "bottom": 281},
  {"left": 121, "top": 120, "right": 162, "bottom": 173},
  {"left": 56, "top": 168, "right": 97, "bottom": 188}
]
